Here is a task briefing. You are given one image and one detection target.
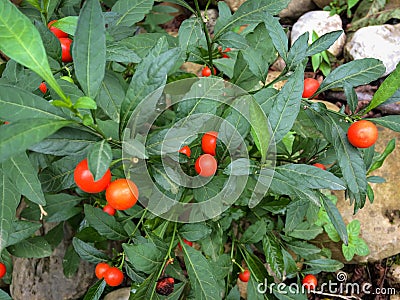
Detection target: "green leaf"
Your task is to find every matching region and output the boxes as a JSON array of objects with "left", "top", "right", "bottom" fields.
[
  {"left": 246, "top": 276, "right": 265, "bottom": 300},
  {"left": 288, "top": 222, "right": 323, "bottom": 240},
  {"left": 242, "top": 248, "right": 270, "bottom": 282},
  {"left": 344, "top": 84, "right": 358, "bottom": 114},
  {"left": 3, "top": 152, "right": 45, "bottom": 205},
  {"left": 369, "top": 138, "right": 395, "bottom": 173},
  {"left": 318, "top": 58, "right": 385, "bottom": 93},
  {"left": 250, "top": 96, "right": 271, "bottom": 163},
  {"left": 285, "top": 199, "right": 309, "bottom": 232},
  {"left": 214, "top": 0, "right": 291, "bottom": 39},
  {"left": 0, "top": 84, "right": 66, "bottom": 122},
  {"left": 182, "top": 244, "right": 220, "bottom": 300},
  {"left": 112, "top": 0, "right": 154, "bottom": 27},
  {"left": 304, "top": 258, "right": 344, "bottom": 272},
  {"left": 8, "top": 236, "right": 52, "bottom": 258},
  {"left": 286, "top": 32, "right": 309, "bottom": 70},
  {"left": 277, "top": 164, "right": 346, "bottom": 190},
  {"left": 240, "top": 220, "right": 267, "bottom": 244},
  {"left": 0, "top": 0, "right": 67, "bottom": 101},
  {"left": 218, "top": 31, "right": 248, "bottom": 50},
  {"left": 83, "top": 279, "right": 106, "bottom": 300},
  {"left": 224, "top": 158, "right": 255, "bottom": 176},
  {"left": 74, "top": 96, "right": 97, "bottom": 110},
  {"left": 320, "top": 193, "right": 348, "bottom": 245},
  {"left": 29, "top": 127, "right": 100, "bottom": 156},
  {"left": 342, "top": 243, "right": 356, "bottom": 261},
  {"left": 263, "top": 233, "right": 284, "bottom": 280},
  {"left": 72, "top": 237, "right": 109, "bottom": 263},
  {"left": 0, "top": 118, "right": 73, "bottom": 164},
  {"left": 347, "top": 219, "right": 360, "bottom": 237},
  {"left": 264, "top": 14, "right": 288, "bottom": 61},
  {"left": 63, "top": 245, "right": 80, "bottom": 278},
  {"left": 285, "top": 240, "right": 321, "bottom": 257},
  {"left": 34, "top": 20, "right": 62, "bottom": 61},
  {"left": 0, "top": 289, "right": 12, "bottom": 300},
  {"left": 120, "top": 38, "right": 181, "bottom": 133},
  {"left": 84, "top": 205, "right": 128, "bottom": 240},
  {"left": 353, "top": 237, "right": 370, "bottom": 256},
  {"left": 50, "top": 17, "right": 78, "bottom": 36},
  {"left": 178, "top": 18, "right": 205, "bottom": 54},
  {"left": 0, "top": 169, "right": 20, "bottom": 254},
  {"left": 231, "top": 51, "right": 260, "bottom": 91},
  {"left": 106, "top": 42, "right": 141, "bottom": 63},
  {"left": 269, "top": 66, "right": 304, "bottom": 143},
  {"left": 331, "top": 121, "right": 367, "bottom": 211},
  {"left": 7, "top": 220, "right": 42, "bottom": 247},
  {"left": 87, "top": 141, "right": 112, "bottom": 181},
  {"left": 370, "top": 115, "right": 400, "bottom": 132},
  {"left": 180, "top": 223, "right": 211, "bottom": 241},
  {"left": 73, "top": 0, "right": 106, "bottom": 99},
  {"left": 306, "top": 30, "right": 343, "bottom": 57},
  {"left": 123, "top": 241, "right": 164, "bottom": 274}
]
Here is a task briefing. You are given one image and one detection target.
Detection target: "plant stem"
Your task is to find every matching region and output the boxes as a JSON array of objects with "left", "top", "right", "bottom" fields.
[{"left": 194, "top": 0, "right": 214, "bottom": 67}]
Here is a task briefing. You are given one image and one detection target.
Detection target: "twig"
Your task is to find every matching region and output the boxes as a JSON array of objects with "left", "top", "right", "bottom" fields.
[{"left": 39, "top": 204, "right": 48, "bottom": 220}]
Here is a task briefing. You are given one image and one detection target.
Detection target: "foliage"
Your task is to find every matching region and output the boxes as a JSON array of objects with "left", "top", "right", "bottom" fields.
[{"left": 0, "top": 0, "right": 400, "bottom": 299}]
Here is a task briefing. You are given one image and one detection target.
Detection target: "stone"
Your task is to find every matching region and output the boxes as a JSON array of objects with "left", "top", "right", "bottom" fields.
[
  {"left": 10, "top": 237, "right": 96, "bottom": 300},
  {"left": 345, "top": 24, "right": 400, "bottom": 76},
  {"left": 191, "top": 9, "right": 218, "bottom": 34},
  {"left": 329, "top": 127, "right": 400, "bottom": 263},
  {"left": 291, "top": 11, "right": 346, "bottom": 57},
  {"left": 312, "top": 0, "right": 331, "bottom": 8},
  {"left": 224, "top": 0, "right": 246, "bottom": 12},
  {"left": 279, "top": 0, "right": 317, "bottom": 21},
  {"left": 388, "top": 264, "right": 400, "bottom": 289},
  {"left": 104, "top": 287, "right": 131, "bottom": 300}
]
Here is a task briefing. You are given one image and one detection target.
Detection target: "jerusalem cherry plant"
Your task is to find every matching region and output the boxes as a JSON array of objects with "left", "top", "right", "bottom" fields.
[{"left": 0, "top": 0, "right": 400, "bottom": 299}]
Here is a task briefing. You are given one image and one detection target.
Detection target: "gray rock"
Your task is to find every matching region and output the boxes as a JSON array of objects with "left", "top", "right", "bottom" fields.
[
  {"left": 104, "top": 287, "right": 131, "bottom": 300},
  {"left": 10, "top": 224, "right": 96, "bottom": 300},
  {"left": 291, "top": 10, "right": 346, "bottom": 57},
  {"left": 279, "top": 0, "right": 317, "bottom": 21},
  {"left": 345, "top": 24, "right": 400, "bottom": 76},
  {"left": 388, "top": 264, "right": 400, "bottom": 289},
  {"left": 329, "top": 127, "right": 400, "bottom": 263}
]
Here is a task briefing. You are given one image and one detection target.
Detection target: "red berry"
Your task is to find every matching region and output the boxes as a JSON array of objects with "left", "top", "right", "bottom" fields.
[
  {"left": 156, "top": 277, "right": 175, "bottom": 296},
  {"left": 238, "top": 269, "right": 250, "bottom": 282},
  {"left": 312, "top": 163, "right": 326, "bottom": 170},
  {"left": 201, "top": 66, "right": 216, "bottom": 77},
  {"left": 302, "top": 78, "right": 320, "bottom": 98},
  {"left": 179, "top": 145, "right": 191, "bottom": 158},
  {"left": 0, "top": 263, "right": 6, "bottom": 279},
  {"left": 302, "top": 274, "right": 317, "bottom": 290},
  {"left": 102, "top": 204, "right": 116, "bottom": 216},
  {"left": 347, "top": 120, "right": 378, "bottom": 148},
  {"left": 95, "top": 262, "right": 110, "bottom": 279},
  {"left": 48, "top": 20, "right": 68, "bottom": 38},
  {"left": 73, "top": 159, "right": 111, "bottom": 193},
  {"left": 103, "top": 267, "right": 124, "bottom": 287},
  {"left": 195, "top": 154, "right": 217, "bottom": 177},
  {"left": 59, "top": 37, "right": 73, "bottom": 63},
  {"left": 39, "top": 82, "right": 47, "bottom": 94},
  {"left": 201, "top": 131, "right": 218, "bottom": 156}
]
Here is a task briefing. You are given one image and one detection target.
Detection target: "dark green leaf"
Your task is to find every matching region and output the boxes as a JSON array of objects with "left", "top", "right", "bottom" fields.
[
  {"left": 87, "top": 141, "right": 112, "bottom": 181},
  {"left": 7, "top": 220, "right": 41, "bottom": 247},
  {"left": 178, "top": 18, "right": 205, "bottom": 54},
  {"left": 344, "top": 84, "right": 358, "bottom": 114},
  {"left": 0, "top": 119, "right": 73, "bottom": 164},
  {"left": 73, "top": 0, "right": 106, "bottom": 99},
  {"left": 319, "top": 58, "right": 385, "bottom": 93},
  {"left": 83, "top": 279, "right": 106, "bottom": 300},
  {"left": 214, "top": 0, "right": 291, "bottom": 39},
  {"left": 285, "top": 240, "right": 321, "bottom": 257},
  {"left": 286, "top": 32, "right": 309, "bottom": 70},
  {"left": 0, "top": 170, "right": 20, "bottom": 253},
  {"left": 370, "top": 115, "right": 400, "bottom": 132},
  {"left": 269, "top": 66, "right": 304, "bottom": 143},
  {"left": 0, "top": 1, "right": 67, "bottom": 101},
  {"left": 218, "top": 31, "right": 248, "bottom": 50},
  {"left": 123, "top": 241, "right": 164, "bottom": 274},
  {"left": 250, "top": 96, "right": 271, "bottom": 163},
  {"left": 106, "top": 42, "right": 141, "bottom": 63},
  {"left": 288, "top": 222, "right": 323, "bottom": 240},
  {"left": 34, "top": 20, "right": 62, "bottom": 61},
  {"left": 304, "top": 258, "right": 344, "bottom": 272},
  {"left": 224, "top": 158, "right": 255, "bottom": 176},
  {"left": 306, "top": 30, "right": 343, "bottom": 57},
  {"left": 0, "top": 289, "right": 12, "bottom": 300},
  {"left": 0, "top": 84, "right": 66, "bottom": 122},
  {"left": 240, "top": 220, "right": 267, "bottom": 244},
  {"left": 8, "top": 236, "right": 52, "bottom": 258},
  {"left": 246, "top": 276, "right": 265, "bottom": 300},
  {"left": 285, "top": 199, "right": 309, "bottom": 232},
  {"left": 63, "top": 244, "right": 80, "bottom": 278},
  {"left": 3, "top": 152, "right": 45, "bottom": 205},
  {"left": 264, "top": 14, "right": 288, "bottom": 61},
  {"left": 263, "top": 233, "right": 284, "bottom": 280},
  {"left": 182, "top": 244, "right": 220, "bottom": 300},
  {"left": 84, "top": 205, "right": 128, "bottom": 240},
  {"left": 72, "top": 237, "right": 109, "bottom": 263},
  {"left": 180, "top": 223, "right": 211, "bottom": 241},
  {"left": 320, "top": 193, "right": 348, "bottom": 245},
  {"left": 50, "top": 17, "right": 78, "bottom": 36},
  {"left": 112, "top": 0, "right": 154, "bottom": 27}
]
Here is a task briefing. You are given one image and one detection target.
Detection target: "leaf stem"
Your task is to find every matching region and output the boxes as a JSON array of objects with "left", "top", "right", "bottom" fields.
[{"left": 194, "top": 0, "right": 214, "bottom": 68}]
